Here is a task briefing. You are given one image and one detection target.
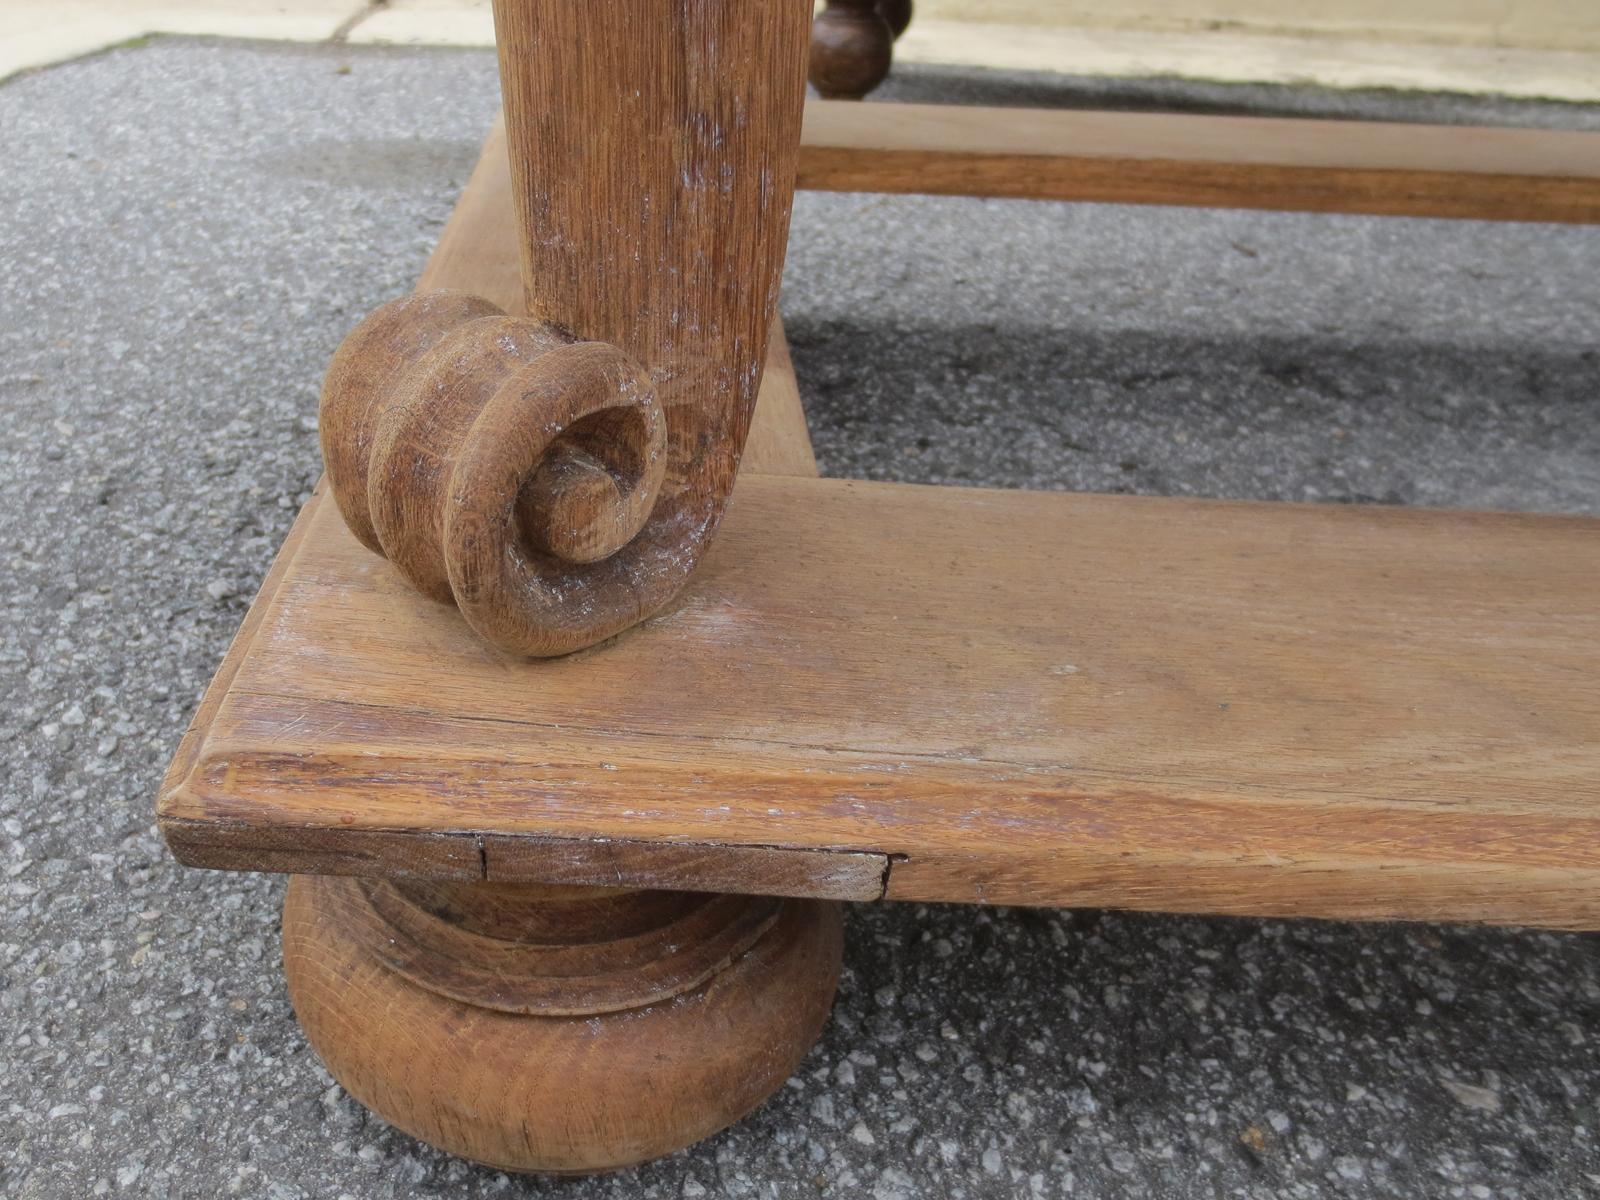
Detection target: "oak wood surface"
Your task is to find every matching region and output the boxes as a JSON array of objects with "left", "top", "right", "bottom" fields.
[
  {"left": 310, "top": 0, "right": 814, "bottom": 657},
  {"left": 428, "top": 118, "right": 816, "bottom": 478},
  {"left": 162, "top": 104, "right": 1600, "bottom": 929},
  {"left": 742, "top": 314, "right": 818, "bottom": 478},
  {"left": 158, "top": 116, "right": 834, "bottom": 896},
  {"left": 491, "top": 0, "right": 811, "bottom": 574},
  {"left": 319, "top": 293, "right": 674, "bottom": 656},
  {"left": 285, "top": 873, "right": 841, "bottom": 1172},
  {"left": 162, "top": 478, "right": 1600, "bottom": 929},
  {"left": 274, "top": 5, "right": 845, "bottom": 1175},
  {"left": 797, "top": 99, "right": 1600, "bottom": 222}
]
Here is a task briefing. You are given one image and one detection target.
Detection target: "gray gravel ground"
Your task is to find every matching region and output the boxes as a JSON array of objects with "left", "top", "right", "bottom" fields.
[{"left": 3, "top": 36, "right": 1599, "bottom": 1200}]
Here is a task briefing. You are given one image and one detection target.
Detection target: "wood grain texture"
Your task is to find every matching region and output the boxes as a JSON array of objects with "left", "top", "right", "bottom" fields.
[
  {"left": 453, "top": 0, "right": 812, "bottom": 649},
  {"left": 422, "top": 118, "right": 815, "bottom": 478},
  {"left": 319, "top": 293, "right": 672, "bottom": 656},
  {"left": 177, "top": 107, "right": 842, "bottom": 895},
  {"left": 158, "top": 100, "right": 844, "bottom": 910},
  {"left": 740, "top": 321, "right": 818, "bottom": 478},
  {"left": 797, "top": 100, "right": 1600, "bottom": 222},
  {"left": 284, "top": 874, "right": 841, "bottom": 1172},
  {"left": 155, "top": 106, "right": 831, "bottom": 874},
  {"left": 273, "top": 9, "right": 843, "bottom": 1175},
  {"left": 340, "top": 881, "right": 785, "bottom": 1015},
  {"left": 313, "top": 3, "right": 815, "bottom": 656},
  {"left": 165, "top": 814, "right": 887, "bottom": 901},
  {"left": 161, "top": 479, "right": 1600, "bottom": 929}
]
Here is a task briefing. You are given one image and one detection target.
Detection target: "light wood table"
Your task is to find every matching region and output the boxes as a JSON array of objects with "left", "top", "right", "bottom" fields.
[{"left": 158, "top": 0, "right": 1600, "bottom": 1176}]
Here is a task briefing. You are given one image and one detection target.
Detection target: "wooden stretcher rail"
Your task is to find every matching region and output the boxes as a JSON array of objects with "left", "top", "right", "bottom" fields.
[
  {"left": 160, "top": 119, "right": 1600, "bottom": 931},
  {"left": 159, "top": 477, "right": 1600, "bottom": 929},
  {"left": 797, "top": 99, "right": 1600, "bottom": 223}
]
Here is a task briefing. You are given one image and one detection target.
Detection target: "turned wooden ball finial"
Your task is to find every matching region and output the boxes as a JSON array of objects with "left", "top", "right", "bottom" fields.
[
  {"left": 809, "top": 0, "right": 896, "bottom": 101},
  {"left": 878, "top": 0, "right": 913, "bottom": 39},
  {"left": 320, "top": 291, "right": 668, "bottom": 657}
]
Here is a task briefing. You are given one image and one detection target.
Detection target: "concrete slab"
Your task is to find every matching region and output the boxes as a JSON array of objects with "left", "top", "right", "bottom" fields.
[
  {"left": 897, "top": 21, "right": 1600, "bottom": 103},
  {"left": 350, "top": 3, "right": 1600, "bottom": 102},
  {"left": 912, "top": 0, "right": 1600, "bottom": 54},
  {"left": 348, "top": 0, "right": 493, "bottom": 48},
  {"left": 5, "top": 0, "right": 1598, "bottom": 103},
  {"left": 0, "top": 0, "right": 363, "bottom": 81}
]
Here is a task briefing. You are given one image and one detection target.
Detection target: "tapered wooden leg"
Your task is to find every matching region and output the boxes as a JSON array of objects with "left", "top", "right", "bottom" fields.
[
  {"left": 810, "top": 0, "right": 912, "bottom": 100},
  {"left": 284, "top": 877, "right": 843, "bottom": 1173}
]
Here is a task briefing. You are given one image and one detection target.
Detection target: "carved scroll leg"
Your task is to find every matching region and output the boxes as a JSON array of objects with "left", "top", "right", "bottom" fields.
[
  {"left": 284, "top": 0, "right": 838, "bottom": 1176},
  {"left": 810, "top": 0, "right": 913, "bottom": 101},
  {"left": 284, "top": 879, "right": 842, "bottom": 1173},
  {"left": 319, "top": 0, "right": 810, "bottom": 657}
]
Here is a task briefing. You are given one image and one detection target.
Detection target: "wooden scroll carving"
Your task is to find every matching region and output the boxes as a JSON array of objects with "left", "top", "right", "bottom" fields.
[
  {"left": 321, "top": 292, "right": 669, "bottom": 657},
  {"left": 320, "top": 0, "right": 812, "bottom": 657}
]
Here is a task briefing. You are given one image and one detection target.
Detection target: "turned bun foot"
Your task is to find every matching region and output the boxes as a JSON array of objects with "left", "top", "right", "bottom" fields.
[
  {"left": 809, "top": 0, "right": 896, "bottom": 101},
  {"left": 282, "top": 875, "right": 843, "bottom": 1174}
]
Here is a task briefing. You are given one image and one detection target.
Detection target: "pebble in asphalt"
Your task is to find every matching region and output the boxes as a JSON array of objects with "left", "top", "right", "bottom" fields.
[{"left": 1, "top": 36, "right": 1598, "bottom": 1200}]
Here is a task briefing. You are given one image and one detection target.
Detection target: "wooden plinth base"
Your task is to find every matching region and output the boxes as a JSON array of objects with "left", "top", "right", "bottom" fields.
[
  {"left": 161, "top": 122, "right": 1600, "bottom": 932},
  {"left": 282, "top": 875, "right": 842, "bottom": 1173},
  {"left": 156, "top": 98, "right": 1600, "bottom": 1176}
]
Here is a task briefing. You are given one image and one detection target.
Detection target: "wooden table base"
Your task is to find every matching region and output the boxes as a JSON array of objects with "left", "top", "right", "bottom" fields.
[
  {"left": 267, "top": 87, "right": 842, "bottom": 1173},
  {"left": 156, "top": 6, "right": 1600, "bottom": 1175}
]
